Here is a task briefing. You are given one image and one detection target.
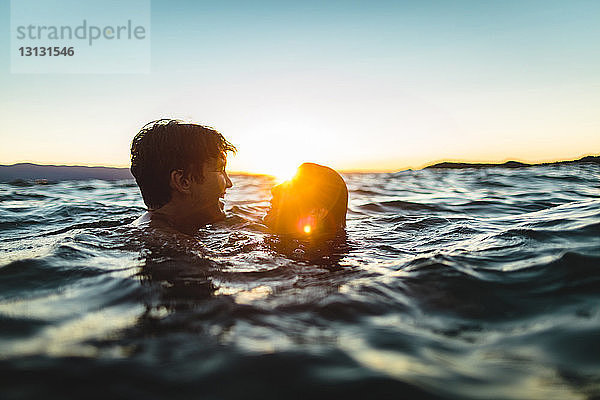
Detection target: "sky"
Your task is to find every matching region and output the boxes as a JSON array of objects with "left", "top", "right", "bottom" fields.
[{"left": 0, "top": 0, "right": 599, "bottom": 176}]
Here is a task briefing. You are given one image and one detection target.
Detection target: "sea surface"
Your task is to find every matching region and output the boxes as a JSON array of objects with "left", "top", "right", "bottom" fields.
[{"left": 1, "top": 164, "right": 599, "bottom": 400}]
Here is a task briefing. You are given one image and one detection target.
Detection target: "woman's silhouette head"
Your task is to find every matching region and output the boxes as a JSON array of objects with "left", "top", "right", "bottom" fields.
[{"left": 264, "top": 163, "right": 348, "bottom": 237}]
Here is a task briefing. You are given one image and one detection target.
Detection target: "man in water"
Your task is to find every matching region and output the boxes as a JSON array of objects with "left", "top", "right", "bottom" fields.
[
  {"left": 264, "top": 163, "right": 348, "bottom": 237},
  {"left": 130, "top": 119, "right": 236, "bottom": 235}
]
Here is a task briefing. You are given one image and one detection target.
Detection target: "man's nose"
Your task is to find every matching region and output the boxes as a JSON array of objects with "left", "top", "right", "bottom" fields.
[{"left": 225, "top": 172, "right": 233, "bottom": 189}]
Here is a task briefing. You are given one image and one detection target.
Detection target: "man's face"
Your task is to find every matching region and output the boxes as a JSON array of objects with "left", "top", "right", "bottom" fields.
[{"left": 188, "top": 156, "right": 233, "bottom": 224}]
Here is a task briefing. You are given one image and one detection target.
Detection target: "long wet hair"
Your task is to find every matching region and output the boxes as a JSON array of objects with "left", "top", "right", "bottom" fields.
[
  {"left": 130, "top": 119, "right": 236, "bottom": 210},
  {"left": 266, "top": 163, "right": 348, "bottom": 235}
]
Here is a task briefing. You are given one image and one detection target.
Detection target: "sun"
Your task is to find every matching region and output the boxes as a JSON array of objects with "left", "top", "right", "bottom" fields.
[
  {"left": 271, "top": 163, "right": 299, "bottom": 184},
  {"left": 227, "top": 124, "right": 317, "bottom": 181}
]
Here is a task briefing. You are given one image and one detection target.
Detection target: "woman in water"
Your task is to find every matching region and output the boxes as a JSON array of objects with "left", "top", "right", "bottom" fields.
[{"left": 263, "top": 163, "right": 348, "bottom": 238}]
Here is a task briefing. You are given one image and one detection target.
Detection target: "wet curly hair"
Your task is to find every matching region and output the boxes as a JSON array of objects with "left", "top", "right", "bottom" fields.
[{"left": 130, "top": 119, "right": 236, "bottom": 210}]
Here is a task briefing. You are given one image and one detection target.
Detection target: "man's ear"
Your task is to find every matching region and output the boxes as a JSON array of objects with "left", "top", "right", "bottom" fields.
[{"left": 169, "top": 169, "right": 193, "bottom": 194}]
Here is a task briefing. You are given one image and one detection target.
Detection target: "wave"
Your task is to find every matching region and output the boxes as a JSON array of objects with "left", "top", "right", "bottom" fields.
[
  {"left": 0, "top": 258, "right": 105, "bottom": 301},
  {"left": 398, "top": 251, "right": 600, "bottom": 320},
  {"left": 357, "top": 200, "right": 449, "bottom": 213},
  {"left": 1, "top": 165, "right": 599, "bottom": 400}
]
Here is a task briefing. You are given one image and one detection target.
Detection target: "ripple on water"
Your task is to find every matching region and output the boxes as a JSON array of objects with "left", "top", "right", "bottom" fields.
[{"left": 0, "top": 164, "right": 599, "bottom": 399}]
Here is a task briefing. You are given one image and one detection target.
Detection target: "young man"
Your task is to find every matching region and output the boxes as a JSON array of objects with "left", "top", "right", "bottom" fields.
[
  {"left": 130, "top": 119, "right": 236, "bottom": 235},
  {"left": 264, "top": 163, "right": 348, "bottom": 237}
]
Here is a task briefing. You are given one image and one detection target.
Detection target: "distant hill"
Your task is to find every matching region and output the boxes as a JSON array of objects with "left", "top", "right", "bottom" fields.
[
  {"left": 425, "top": 155, "right": 600, "bottom": 170},
  {"left": 1, "top": 156, "right": 599, "bottom": 181},
  {"left": 0, "top": 163, "right": 134, "bottom": 181}
]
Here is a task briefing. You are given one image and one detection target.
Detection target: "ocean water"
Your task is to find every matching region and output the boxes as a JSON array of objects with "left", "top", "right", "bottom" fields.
[{"left": 0, "top": 164, "right": 599, "bottom": 400}]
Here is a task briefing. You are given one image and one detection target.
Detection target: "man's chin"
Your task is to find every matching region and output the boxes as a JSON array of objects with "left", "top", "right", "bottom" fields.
[
  {"left": 212, "top": 207, "right": 227, "bottom": 222},
  {"left": 200, "top": 204, "right": 227, "bottom": 225},
  {"left": 214, "top": 211, "right": 226, "bottom": 222}
]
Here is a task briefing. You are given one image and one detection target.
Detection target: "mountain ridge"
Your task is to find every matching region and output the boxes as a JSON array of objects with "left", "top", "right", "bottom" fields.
[
  {"left": 424, "top": 155, "right": 599, "bottom": 170},
  {"left": 1, "top": 155, "right": 598, "bottom": 181},
  {"left": 0, "top": 163, "right": 134, "bottom": 181}
]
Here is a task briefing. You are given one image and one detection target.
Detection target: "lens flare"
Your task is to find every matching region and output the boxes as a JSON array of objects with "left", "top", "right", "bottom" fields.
[{"left": 297, "top": 215, "right": 316, "bottom": 235}]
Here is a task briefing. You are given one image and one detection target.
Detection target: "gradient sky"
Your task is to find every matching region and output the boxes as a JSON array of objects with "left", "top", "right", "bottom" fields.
[{"left": 1, "top": 0, "right": 599, "bottom": 175}]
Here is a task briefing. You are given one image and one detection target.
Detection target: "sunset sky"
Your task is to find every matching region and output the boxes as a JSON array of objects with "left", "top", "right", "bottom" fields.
[{"left": 0, "top": 0, "right": 598, "bottom": 176}]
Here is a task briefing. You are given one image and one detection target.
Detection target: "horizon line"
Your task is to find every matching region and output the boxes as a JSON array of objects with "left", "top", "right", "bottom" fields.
[{"left": 2, "top": 153, "right": 598, "bottom": 175}]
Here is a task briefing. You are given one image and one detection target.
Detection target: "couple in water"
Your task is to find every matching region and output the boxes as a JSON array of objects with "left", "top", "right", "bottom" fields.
[{"left": 130, "top": 119, "right": 348, "bottom": 240}]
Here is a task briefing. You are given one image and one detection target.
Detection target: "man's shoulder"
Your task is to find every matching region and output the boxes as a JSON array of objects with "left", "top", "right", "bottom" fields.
[
  {"left": 131, "top": 211, "right": 186, "bottom": 236},
  {"left": 132, "top": 211, "right": 173, "bottom": 232},
  {"left": 132, "top": 211, "right": 152, "bottom": 227}
]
